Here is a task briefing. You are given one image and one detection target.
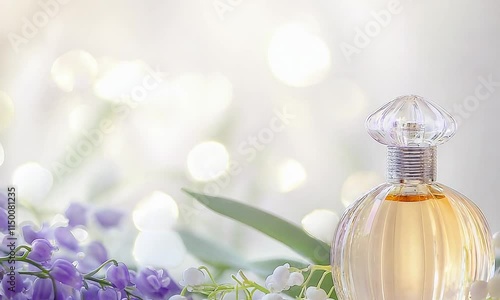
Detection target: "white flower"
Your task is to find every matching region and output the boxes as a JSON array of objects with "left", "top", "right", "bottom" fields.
[
  {"left": 180, "top": 267, "right": 205, "bottom": 286},
  {"left": 287, "top": 272, "right": 304, "bottom": 286},
  {"left": 305, "top": 287, "right": 328, "bottom": 300},
  {"left": 222, "top": 290, "right": 247, "bottom": 300},
  {"left": 470, "top": 281, "right": 489, "bottom": 300},
  {"left": 265, "top": 264, "right": 291, "bottom": 292},
  {"left": 488, "top": 275, "right": 500, "bottom": 298},
  {"left": 261, "top": 293, "right": 284, "bottom": 300},
  {"left": 493, "top": 232, "right": 500, "bottom": 250},
  {"left": 169, "top": 296, "right": 187, "bottom": 300},
  {"left": 252, "top": 290, "right": 266, "bottom": 300}
]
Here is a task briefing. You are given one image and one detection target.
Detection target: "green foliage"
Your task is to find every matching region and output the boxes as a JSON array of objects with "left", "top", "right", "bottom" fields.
[{"left": 182, "top": 189, "right": 331, "bottom": 265}]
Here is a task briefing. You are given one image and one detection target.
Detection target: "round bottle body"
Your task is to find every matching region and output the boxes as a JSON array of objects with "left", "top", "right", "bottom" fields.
[{"left": 331, "top": 182, "right": 495, "bottom": 300}]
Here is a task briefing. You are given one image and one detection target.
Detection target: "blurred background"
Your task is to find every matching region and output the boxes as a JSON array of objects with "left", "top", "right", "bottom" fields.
[{"left": 0, "top": 0, "right": 499, "bottom": 278}]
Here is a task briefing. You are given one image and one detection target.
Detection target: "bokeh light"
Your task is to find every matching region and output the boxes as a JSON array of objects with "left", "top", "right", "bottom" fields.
[
  {"left": 301, "top": 209, "right": 339, "bottom": 244},
  {"left": 133, "top": 230, "right": 186, "bottom": 268},
  {"left": 330, "top": 79, "right": 368, "bottom": 121},
  {"left": 51, "top": 50, "right": 99, "bottom": 92},
  {"left": 69, "top": 104, "right": 94, "bottom": 132},
  {"left": 0, "top": 91, "right": 15, "bottom": 131},
  {"left": 171, "top": 73, "right": 233, "bottom": 117},
  {"left": 12, "top": 162, "right": 54, "bottom": 203},
  {"left": 50, "top": 214, "right": 69, "bottom": 227},
  {"left": 71, "top": 227, "right": 89, "bottom": 242},
  {"left": 133, "top": 191, "right": 179, "bottom": 231},
  {"left": 268, "top": 22, "right": 331, "bottom": 87},
  {"left": 341, "top": 171, "right": 383, "bottom": 207},
  {"left": 278, "top": 159, "right": 307, "bottom": 192},
  {"left": 93, "top": 60, "right": 151, "bottom": 101},
  {"left": 187, "top": 141, "right": 230, "bottom": 182}
]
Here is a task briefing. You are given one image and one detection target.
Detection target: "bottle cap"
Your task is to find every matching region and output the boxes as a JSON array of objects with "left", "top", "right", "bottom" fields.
[{"left": 366, "top": 95, "right": 457, "bottom": 147}]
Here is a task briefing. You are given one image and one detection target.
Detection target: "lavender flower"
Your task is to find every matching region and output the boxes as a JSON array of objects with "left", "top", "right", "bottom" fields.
[
  {"left": 65, "top": 203, "right": 87, "bottom": 227},
  {"left": 77, "top": 241, "right": 108, "bottom": 273},
  {"left": 135, "top": 267, "right": 180, "bottom": 299},
  {"left": 0, "top": 207, "right": 8, "bottom": 234},
  {"left": 0, "top": 193, "right": 8, "bottom": 233},
  {"left": 27, "top": 239, "right": 55, "bottom": 263},
  {"left": 0, "top": 202, "right": 184, "bottom": 300},
  {"left": 106, "top": 262, "right": 131, "bottom": 290},
  {"left": 50, "top": 259, "right": 83, "bottom": 289},
  {"left": 32, "top": 278, "right": 54, "bottom": 299},
  {"left": 22, "top": 223, "right": 51, "bottom": 244},
  {"left": 86, "top": 241, "right": 108, "bottom": 263},
  {"left": 54, "top": 227, "right": 79, "bottom": 251},
  {"left": 1, "top": 272, "right": 24, "bottom": 298},
  {"left": 94, "top": 209, "right": 123, "bottom": 229},
  {"left": 0, "top": 192, "right": 7, "bottom": 209},
  {"left": 80, "top": 283, "right": 100, "bottom": 299},
  {"left": 98, "top": 287, "right": 121, "bottom": 299}
]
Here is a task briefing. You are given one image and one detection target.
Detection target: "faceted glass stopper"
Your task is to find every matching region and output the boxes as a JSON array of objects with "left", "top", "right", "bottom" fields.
[{"left": 366, "top": 95, "right": 457, "bottom": 147}]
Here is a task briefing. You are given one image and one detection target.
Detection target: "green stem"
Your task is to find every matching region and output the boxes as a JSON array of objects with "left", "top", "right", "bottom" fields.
[
  {"left": 317, "top": 270, "right": 331, "bottom": 288},
  {"left": 84, "top": 259, "right": 119, "bottom": 278},
  {"left": 327, "top": 285, "right": 335, "bottom": 297},
  {"left": 18, "top": 271, "right": 48, "bottom": 277},
  {"left": 0, "top": 256, "right": 58, "bottom": 298},
  {"left": 180, "top": 286, "right": 189, "bottom": 296},
  {"left": 199, "top": 266, "right": 218, "bottom": 284},
  {"left": 14, "top": 245, "right": 32, "bottom": 256},
  {"left": 299, "top": 268, "right": 316, "bottom": 298}
]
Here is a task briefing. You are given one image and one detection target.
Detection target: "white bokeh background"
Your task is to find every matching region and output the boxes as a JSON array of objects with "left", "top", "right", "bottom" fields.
[{"left": 0, "top": 0, "right": 499, "bottom": 277}]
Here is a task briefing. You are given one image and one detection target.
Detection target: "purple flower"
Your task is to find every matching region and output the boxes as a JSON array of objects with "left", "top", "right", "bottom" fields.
[
  {"left": 22, "top": 223, "right": 51, "bottom": 244},
  {"left": 77, "top": 241, "right": 108, "bottom": 273},
  {"left": 87, "top": 241, "right": 108, "bottom": 263},
  {"left": 106, "top": 262, "right": 131, "bottom": 290},
  {"left": 81, "top": 283, "right": 100, "bottom": 299},
  {"left": 65, "top": 203, "right": 88, "bottom": 227},
  {"left": 98, "top": 287, "right": 121, "bottom": 300},
  {"left": 27, "top": 239, "right": 55, "bottom": 263},
  {"left": 94, "top": 209, "right": 123, "bottom": 229},
  {"left": 129, "top": 269, "right": 137, "bottom": 285},
  {"left": 135, "top": 267, "right": 180, "bottom": 299},
  {"left": 50, "top": 259, "right": 83, "bottom": 289},
  {"left": 54, "top": 227, "right": 79, "bottom": 251},
  {"left": 32, "top": 278, "right": 54, "bottom": 299},
  {"left": 1, "top": 272, "right": 24, "bottom": 298},
  {"left": 0, "top": 192, "right": 7, "bottom": 209},
  {"left": 0, "top": 208, "right": 8, "bottom": 234}
]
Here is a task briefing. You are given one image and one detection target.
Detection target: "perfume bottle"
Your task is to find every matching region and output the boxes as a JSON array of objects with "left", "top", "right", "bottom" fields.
[{"left": 331, "top": 95, "right": 495, "bottom": 300}]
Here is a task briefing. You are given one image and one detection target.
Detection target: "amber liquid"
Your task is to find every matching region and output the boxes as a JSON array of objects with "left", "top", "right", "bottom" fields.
[{"left": 332, "top": 184, "right": 494, "bottom": 300}]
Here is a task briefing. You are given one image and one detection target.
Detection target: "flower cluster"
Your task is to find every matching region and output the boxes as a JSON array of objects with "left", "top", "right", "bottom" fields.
[
  {"left": 0, "top": 201, "right": 180, "bottom": 299},
  {"left": 168, "top": 264, "right": 334, "bottom": 300},
  {"left": 470, "top": 277, "right": 500, "bottom": 300}
]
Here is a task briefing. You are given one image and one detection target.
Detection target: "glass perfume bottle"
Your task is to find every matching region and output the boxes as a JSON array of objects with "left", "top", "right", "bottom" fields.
[{"left": 331, "top": 95, "right": 495, "bottom": 300}]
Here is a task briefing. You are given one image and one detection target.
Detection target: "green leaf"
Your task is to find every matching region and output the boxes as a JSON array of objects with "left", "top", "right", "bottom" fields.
[
  {"left": 182, "top": 189, "right": 331, "bottom": 265},
  {"left": 177, "top": 229, "right": 247, "bottom": 270},
  {"left": 178, "top": 229, "right": 309, "bottom": 276}
]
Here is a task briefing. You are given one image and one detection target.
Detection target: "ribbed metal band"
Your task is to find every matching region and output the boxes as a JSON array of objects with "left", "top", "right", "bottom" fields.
[{"left": 387, "top": 146, "right": 437, "bottom": 183}]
